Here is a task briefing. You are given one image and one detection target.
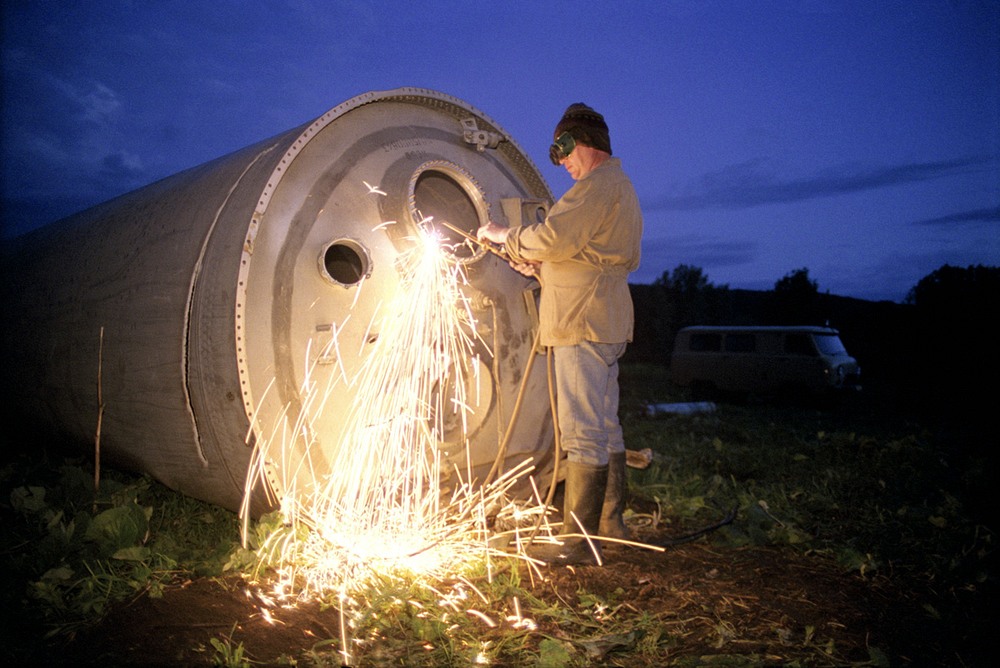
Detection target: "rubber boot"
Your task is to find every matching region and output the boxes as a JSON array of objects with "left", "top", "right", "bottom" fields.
[
  {"left": 599, "top": 451, "right": 630, "bottom": 540},
  {"left": 528, "top": 461, "right": 608, "bottom": 565}
]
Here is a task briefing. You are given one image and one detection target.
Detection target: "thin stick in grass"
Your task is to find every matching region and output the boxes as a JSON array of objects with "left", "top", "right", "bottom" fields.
[{"left": 94, "top": 326, "right": 105, "bottom": 511}]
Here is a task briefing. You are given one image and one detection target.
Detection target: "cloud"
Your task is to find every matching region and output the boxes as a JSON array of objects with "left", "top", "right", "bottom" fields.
[
  {"left": 2, "top": 60, "right": 151, "bottom": 206},
  {"left": 73, "top": 81, "right": 122, "bottom": 124},
  {"left": 99, "top": 151, "right": 146, "bottom": 186},
  {"left": 648, "top": 157, "right": 995, "bottom": 211},
  {"left": 913, "top": 206, "right": 1000, "bottom": 226}
]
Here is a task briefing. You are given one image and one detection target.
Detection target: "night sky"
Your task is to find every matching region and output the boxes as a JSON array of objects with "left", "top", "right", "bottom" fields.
[{"left": 2, "top": 0, "right": 997, "bottom": 302}]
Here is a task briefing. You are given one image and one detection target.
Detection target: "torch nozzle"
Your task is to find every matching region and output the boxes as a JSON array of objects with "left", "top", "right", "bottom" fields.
[{"left": 437, "top": 220, "right": 508, "bottom": 259}]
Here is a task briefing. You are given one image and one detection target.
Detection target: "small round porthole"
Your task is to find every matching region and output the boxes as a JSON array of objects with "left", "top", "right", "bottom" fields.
[{"left": 319, "top": 238, "right": 371, "bottom": 287}]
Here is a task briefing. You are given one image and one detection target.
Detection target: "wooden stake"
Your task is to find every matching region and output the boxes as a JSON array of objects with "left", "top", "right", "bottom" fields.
[{"left": 94, "top": 326, "right": 105, "bottom": 511}]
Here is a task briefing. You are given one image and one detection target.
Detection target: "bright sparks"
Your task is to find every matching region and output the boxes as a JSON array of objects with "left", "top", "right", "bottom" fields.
[{"left": 240, "top": 200, "right": 540, "bottom": 611}]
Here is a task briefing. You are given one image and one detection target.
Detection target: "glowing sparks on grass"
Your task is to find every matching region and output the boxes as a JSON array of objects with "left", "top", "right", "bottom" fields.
[{"left": 239, "top": 190, "right": 544, "bottom": 610}]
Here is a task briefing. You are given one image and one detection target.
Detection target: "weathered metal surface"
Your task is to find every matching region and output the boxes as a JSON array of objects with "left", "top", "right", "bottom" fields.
[{"left": 1, "top": 88, "right": 555, "bottom": 513}]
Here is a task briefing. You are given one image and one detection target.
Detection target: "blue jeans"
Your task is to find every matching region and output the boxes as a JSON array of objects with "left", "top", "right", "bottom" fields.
[{"left": 553, "top": 341, "right": 627, "bottom": 467}]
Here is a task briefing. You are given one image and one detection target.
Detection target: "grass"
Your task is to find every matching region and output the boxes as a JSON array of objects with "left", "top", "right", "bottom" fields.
[
  {"left": 1, "top": 447, "right": 242, "bottom": 640},
  {"left": 621, "top": 366, "right": 994, "bottom": 586},
  {"left": 1, "top": 364, "right": 995, "bottom": 665}
]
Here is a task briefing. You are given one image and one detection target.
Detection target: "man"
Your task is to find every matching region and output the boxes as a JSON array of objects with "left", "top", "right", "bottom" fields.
[{"left": 478, "top": 103, "right": 643, "bottom": 564}]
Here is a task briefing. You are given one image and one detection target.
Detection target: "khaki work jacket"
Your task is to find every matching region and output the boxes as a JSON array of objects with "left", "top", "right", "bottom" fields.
[{"left": 505, "top": 157, "right": 643, "bottom": 347}]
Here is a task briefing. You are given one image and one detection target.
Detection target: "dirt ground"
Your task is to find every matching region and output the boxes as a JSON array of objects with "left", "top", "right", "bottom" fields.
[{"left": 17, "top": 523, "right": 993, "bottom": 668}]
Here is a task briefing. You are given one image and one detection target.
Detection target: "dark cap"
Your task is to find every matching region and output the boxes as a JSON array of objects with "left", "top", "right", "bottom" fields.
[{"left": 553, "top": 103, "right": 612, "bottom": 155}]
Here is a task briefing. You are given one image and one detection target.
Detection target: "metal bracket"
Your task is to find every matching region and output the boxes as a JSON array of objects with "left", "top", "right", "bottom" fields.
[{"left": 461, "top": 117, "right": 502, "bottom": 152}]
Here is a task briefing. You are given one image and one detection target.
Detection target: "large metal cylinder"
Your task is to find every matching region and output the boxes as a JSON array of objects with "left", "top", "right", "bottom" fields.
[{"left": 1, "top": 88, "right": 555, "bottom": 513}]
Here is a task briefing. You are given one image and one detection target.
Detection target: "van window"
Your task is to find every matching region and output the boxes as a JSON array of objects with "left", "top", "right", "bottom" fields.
[
  {"left": 690, "top": 333, "right": 722, "bottom": 352},
  {"left": 784, "top": 333, "right": 815, "bottom": 356},
  {"left": 725, "top": 334, "right": 756, "bottom": 353},
  {"left": 814, "top": 333, "right": 848, "bottom": 356}
]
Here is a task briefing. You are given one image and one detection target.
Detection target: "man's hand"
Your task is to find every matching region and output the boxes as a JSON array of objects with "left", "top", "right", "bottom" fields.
[
  {"left": 477, "top": 222, "right": 537, "bottom": 276},
  {"left": 476, "top": 222, "right": 509, "bottom": 245},
  {"left": 509, "top": 260, "right": 540, "bottom": 277}
]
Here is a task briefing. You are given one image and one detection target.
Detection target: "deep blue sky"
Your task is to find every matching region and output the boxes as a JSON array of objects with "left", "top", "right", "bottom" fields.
[{"left": 2, "top": 1, "right": 997, "bottom": 302}]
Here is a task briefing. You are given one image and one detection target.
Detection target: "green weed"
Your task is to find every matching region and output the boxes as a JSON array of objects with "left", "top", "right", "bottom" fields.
[
  {"left": 208, "top": 623, "right": 253, "bottom": 667},
  {"left": 1, "top": 449, "right": 242, "bottom": 638}
]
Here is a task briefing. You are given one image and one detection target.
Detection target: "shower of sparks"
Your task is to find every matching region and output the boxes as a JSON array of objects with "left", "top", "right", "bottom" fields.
[{"left": 239, "top": 196, "right": 554, "bottom": 630}]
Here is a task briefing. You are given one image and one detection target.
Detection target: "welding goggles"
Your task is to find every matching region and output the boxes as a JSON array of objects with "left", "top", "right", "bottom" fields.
[{"left": 549, "top": 131, "right": 577, "bottom": 165}]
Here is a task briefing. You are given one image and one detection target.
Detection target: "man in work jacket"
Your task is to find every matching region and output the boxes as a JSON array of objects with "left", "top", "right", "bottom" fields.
[{"left": 478, "top": 103, "right": 643, "bottom": 565}]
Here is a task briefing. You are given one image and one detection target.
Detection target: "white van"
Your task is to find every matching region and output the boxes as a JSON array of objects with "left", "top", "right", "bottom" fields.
[{"left": 669, "top": 326, "right": 861, "bottom": 396}]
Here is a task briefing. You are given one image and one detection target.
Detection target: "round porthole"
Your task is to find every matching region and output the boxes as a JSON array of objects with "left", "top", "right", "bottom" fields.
[
  {"left": 410, "top": 162, "right": 487, "bottom": 262},
  {"left": 319, "top": 238, "right": 371, "bottom": 287}
]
